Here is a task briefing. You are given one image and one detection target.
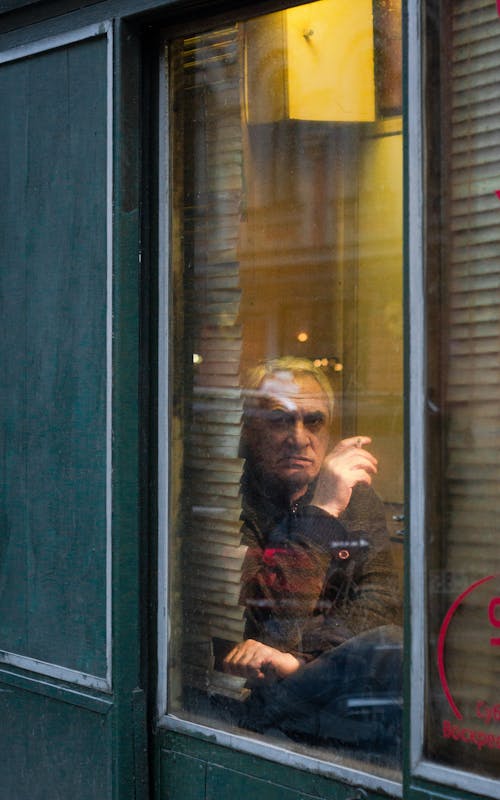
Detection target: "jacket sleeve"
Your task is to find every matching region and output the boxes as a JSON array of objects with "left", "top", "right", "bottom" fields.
[{"left": 299, "top": 484, "right": 402, "bottom": 659}]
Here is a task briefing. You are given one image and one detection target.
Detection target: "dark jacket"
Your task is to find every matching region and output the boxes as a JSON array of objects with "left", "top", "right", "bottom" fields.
[{"left": 239, "top": 474, "right": 401, "bottom": 663}]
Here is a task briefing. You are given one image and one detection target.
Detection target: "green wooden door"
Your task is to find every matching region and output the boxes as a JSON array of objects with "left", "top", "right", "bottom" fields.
[{"left": 0, "top": 20, "right": 145, "bottom": 800}]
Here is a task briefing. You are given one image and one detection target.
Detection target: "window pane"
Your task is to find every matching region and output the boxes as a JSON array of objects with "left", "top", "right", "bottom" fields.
[
  {"left": 425, "top": 0, "right": 500, "bottom": 780},
  {"left": 165, "top": 0, "right": 403, "bottom": 776}
]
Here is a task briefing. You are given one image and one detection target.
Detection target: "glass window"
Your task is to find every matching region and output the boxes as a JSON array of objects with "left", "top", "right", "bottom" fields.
[
  {"left": 424, "top": 0, "right": 500, "bottom": 783},
  {"left": 163, "top": 0, "right": 403, "bottom": 777}
]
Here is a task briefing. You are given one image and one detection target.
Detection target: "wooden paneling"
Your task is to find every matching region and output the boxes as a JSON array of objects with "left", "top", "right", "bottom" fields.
[
  {"left": 160, "top": 751, "right": 207, "bottom": 800},
  {"left": 0, "top": 36, "right": 108, "bottom": 677},
  {"left": 162, "top": 731, "right": 399, "bottom": 799},
  {"left": 0, "top": 680, "right": 111, "bottom": 800},
  {"left": 206, "top": 765, "right": 318, "bottom": 800}
]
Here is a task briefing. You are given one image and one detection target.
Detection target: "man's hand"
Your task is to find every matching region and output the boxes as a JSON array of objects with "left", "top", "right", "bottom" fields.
[
  {"left": 312, "top": 435, "right": 378, "bottom": 517},
  {"left": 223, "top": 639, "right": 301, "bottom": 683}
]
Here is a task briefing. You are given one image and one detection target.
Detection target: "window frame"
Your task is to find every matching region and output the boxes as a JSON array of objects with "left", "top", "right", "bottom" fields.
[
  {"left": 156, "top": 4, "right": 404, "bottom": 796},
  {"left": 408, "top": 2, "right": 500, "bottom": 798}
]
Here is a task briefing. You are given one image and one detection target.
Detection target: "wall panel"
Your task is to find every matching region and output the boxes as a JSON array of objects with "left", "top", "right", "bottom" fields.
[{"left": 0, "top": 33, "right": 110, "bottom": 682}]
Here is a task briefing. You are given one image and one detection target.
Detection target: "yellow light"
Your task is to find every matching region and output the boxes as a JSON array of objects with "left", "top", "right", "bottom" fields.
[
  {"left": 288, "top": 0, "right": 375, "bottom": 122},
  {"left": 334, "top": 362, "right": 343, "bottom": 372},
  {"left": 193, "top": 353, "right": 203, "bottom": 365},
  {"left": 297, "top": 331, "right": 309, "bottom": 343},
  {"left": 245, "top": 0, "right": 375, "bottom": 123}
]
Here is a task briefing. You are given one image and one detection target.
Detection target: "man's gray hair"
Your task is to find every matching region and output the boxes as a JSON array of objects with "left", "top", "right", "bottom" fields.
[{"left": 242, "top": 356, "right": 335, "bottom": 419}]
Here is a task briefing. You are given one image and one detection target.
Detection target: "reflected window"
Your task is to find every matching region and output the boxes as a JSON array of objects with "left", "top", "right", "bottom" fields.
[
  {"left": 164, "top": 0, "right": 403, "bottom": 776},
  {"left": 425, "top": 0, "right": 500, "bottom": 782}
]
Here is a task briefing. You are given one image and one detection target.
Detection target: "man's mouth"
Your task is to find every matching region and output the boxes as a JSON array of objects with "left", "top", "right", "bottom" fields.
[{"left": 279, "top": 456, "right": 313, "bottom": 466}]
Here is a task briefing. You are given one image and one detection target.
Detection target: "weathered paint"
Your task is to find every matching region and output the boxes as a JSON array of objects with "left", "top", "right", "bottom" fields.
[{"left": 0, "top": 33, "right": 109, "bottom": 681}]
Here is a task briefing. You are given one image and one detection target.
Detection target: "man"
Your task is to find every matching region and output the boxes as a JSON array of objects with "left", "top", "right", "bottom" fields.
[{"left": 223, "top": 357, "right": 402, "bottom": 751}]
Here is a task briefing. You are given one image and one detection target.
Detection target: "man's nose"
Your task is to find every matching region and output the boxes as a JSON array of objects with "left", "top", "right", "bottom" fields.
[{"left": 288, "top": 419, "right": 309, "bottom": 447}]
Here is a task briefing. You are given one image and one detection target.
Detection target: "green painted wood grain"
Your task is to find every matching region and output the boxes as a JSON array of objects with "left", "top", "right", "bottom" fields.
[
  {"left": 160, "top": 732, "right": 396, "bottom": 800},
  {"left": 0, "top": 35, "right": 108, "bottom": 676},
  {"left": 0, "top": 682, "right": 112, "bottom": 800},
  {"left": 161, "top": 751, "right": 207, "bottom": 800}
]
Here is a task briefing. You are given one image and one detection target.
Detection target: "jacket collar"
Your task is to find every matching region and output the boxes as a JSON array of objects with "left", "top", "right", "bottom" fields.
[{"left": 240, "top": 460, "right": 316, "bottom": 544}]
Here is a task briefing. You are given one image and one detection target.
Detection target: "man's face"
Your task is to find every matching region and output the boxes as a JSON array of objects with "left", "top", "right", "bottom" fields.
[{"left": 245, "top": 370, "right": 332, "bottom": 498}]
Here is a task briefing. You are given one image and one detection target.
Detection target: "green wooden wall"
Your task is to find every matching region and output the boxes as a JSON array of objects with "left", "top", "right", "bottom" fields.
[
  {"left": 0, "top": 29, "right": 115, "bottom": 800},
  {"left": 0, "top": 35, "right": 108, "bottom": 678},
  {"left": 0, "top": 676, "right": 112, "bottom": 800}
]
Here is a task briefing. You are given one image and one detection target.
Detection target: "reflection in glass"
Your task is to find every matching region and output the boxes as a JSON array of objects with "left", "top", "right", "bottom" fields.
[
  {"left": 166, "top": 0, "right": 403, "bottom": 776},
  {"left": 425, "top": 0, "right": 500, "bottom": 781}
]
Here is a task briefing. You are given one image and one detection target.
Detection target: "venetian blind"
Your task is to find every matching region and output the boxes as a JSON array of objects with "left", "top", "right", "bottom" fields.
[
  {"left": 179, "top": 26, "right": 247, "bottom": 702},
  {"left": 426, "top": 0, "right": 500, "bottom": 775},
  {"left": 443, "top": 0, "right": 500, "bottom": 661}
]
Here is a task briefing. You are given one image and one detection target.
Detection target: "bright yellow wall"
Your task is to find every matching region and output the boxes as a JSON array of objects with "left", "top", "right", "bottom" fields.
[
  {"left": 355, "top": 128, "right": 404, "bottom": 503},
  {"left": 286, "top": 0, "right": 375, "bottom": 122}
]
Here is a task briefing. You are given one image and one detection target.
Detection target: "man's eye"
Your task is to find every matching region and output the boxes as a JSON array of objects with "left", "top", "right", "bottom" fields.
[
  {"left": 304, "top": 414, "right": 325, "bottom": 430},
  {"left": 268, "top": 411, "right": 292, "bottom": 427}
]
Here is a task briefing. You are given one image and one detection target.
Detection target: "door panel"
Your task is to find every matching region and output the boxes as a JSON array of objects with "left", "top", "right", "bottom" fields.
[
  {"left": 0, "top": 22, "right": 131, "bottom": 800},
  {"left": 0, "top": 31, "right": 110, "bottom": 686},
  {"left": 0, "top": 682, "right": 112, "bottom": 800}
]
